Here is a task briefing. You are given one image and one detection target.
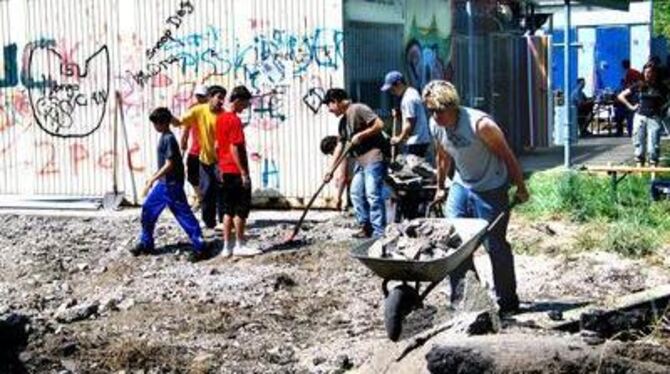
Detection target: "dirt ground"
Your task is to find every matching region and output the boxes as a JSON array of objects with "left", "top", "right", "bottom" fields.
[{"left": 1, "top": 209, "right": 670, "bottom": 373}]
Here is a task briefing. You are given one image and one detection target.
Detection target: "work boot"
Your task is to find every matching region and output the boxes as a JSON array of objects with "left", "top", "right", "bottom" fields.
[{"left": 352, "top": 224, "right": 372, "bottom": 239}]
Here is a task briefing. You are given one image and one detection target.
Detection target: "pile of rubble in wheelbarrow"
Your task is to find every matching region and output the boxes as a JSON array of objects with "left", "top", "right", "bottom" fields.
[{"left": 368, "top": 219, "right": 462, "bottom": 261}]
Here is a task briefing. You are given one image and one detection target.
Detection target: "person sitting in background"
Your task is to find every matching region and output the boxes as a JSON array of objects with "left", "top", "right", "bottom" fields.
[
  {"left": 571, "top": 78, "right": 595, "bottom": 137},
  {"left": 132, "top": 107, "right": 209, "bottom": 263}
]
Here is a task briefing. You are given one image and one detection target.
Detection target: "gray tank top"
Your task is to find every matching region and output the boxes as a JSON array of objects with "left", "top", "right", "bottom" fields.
[{"left": 430, "top": 107, "right": 508, "bottom": 191}]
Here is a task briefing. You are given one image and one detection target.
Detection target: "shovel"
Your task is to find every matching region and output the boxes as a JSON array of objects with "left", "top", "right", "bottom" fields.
[
  {"left": 103, "top": 92, "right": 124, "bottom": 210},
  {"left": 280, "top": 142, "right": 353, "bottom": 246}
]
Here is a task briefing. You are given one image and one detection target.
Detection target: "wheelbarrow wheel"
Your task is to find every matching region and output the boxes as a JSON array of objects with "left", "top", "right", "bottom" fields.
[{"left": 384, "top": 284, "right": 420, "bottom": 341}]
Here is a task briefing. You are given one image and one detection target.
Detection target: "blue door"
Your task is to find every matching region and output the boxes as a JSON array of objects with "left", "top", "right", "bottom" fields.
[
  {"left": 594, "top": 26, "right": 630, "bottom": 93},
  {"left": 551, "top": 29, "right": 578, "bottom": 94}
]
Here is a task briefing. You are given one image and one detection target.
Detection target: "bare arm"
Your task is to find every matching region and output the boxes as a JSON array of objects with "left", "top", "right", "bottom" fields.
[
  {"left": 180, "top": 128, "right": 190, "bottom": 152},
  {"left": 230, "top": 143, "right": 249, "bottom": 177},
  {"left": 393, "top": 117, "right": 416, "bottom": 144},
  {"left": 324, "top": 141, "right": 344, "bottom": 182},
  {"left": 351, "top": 118, "right": 384, "bottom": 144},
  {"left": 476, "top": 117, "right": 529, "bottom": 202},
  {"left": 617, "top": 88, "right": 637, "bottom": 111},
  {"left": 433, "top": 138, "right": 452, "bottom": 201}
]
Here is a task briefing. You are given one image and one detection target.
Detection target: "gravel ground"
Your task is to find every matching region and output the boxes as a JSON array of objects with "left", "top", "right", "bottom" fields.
[{"left": 1, "top": 209, "right": 669, "bottom": 373}]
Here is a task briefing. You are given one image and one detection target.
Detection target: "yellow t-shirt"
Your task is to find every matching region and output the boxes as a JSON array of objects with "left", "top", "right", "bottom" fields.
[{"left": 180, "top": 103, "right": 218, "bottom": 165}]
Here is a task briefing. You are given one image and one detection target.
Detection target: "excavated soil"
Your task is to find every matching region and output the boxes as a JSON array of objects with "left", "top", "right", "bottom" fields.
[{"left": 1, "top": 211, "right": 669, "bottom": 373}]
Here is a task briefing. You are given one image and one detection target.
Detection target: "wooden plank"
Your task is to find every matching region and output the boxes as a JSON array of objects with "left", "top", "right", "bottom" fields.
[{"left": 582, "top": 165, "right": 670, "bottom": 173}]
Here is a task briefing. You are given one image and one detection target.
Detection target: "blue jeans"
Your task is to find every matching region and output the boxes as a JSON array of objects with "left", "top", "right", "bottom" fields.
[
  {"left": 443, "top": 182, "right": 518, "bottom": 310},
  {"left": 350, "top": 161, "right": 387, "bottom": 237},
  {"left": 633, "top": 113, "right": 662, "bottom": 165},
  {"left": 140, "top": 181, "right": 205, "bottom": 252}
]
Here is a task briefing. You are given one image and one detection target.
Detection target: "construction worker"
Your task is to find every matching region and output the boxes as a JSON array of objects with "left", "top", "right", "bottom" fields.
[
  {"left": 323, "top": 88, "right": 387, "bottom": 238},
  {"left": 422, "top": 80, "right": 529, "bottom": 314},
  {"left": 381, "top": 70, "right": 432, "bottom": 157}
]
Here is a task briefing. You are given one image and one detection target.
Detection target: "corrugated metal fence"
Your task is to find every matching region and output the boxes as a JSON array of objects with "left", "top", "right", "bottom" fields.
[{"left": 0, "top": 0, "right": 344, "bottom": 206}]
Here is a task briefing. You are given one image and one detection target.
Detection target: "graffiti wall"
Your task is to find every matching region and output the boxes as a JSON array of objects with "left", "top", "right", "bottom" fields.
[
  {"left": 0, "top": 0, "right": 344, "bottom": 203},
  {"left": 403, "top": 0, "right": 452, "bottom": 90}
]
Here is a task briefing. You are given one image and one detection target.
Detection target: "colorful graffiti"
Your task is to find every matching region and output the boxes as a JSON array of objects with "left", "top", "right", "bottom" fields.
[
  {"left": 0, "top": 2, "right": 342, "bottom": 198},
  {"left": 404, "top": 3, "right": 452, "bottom": 89}
]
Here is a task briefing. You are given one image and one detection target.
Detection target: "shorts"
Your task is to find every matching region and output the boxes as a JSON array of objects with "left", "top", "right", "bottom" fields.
[
  {"left": 220, "top": 174, "right": 251, "bottom": 219},
  {"left": 186, "top": 154, "right": 200, "bottom": 187}
]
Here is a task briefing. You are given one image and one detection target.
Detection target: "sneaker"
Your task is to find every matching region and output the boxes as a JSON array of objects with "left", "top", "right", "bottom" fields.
[
  {"left": 221, "top": 246, "right": 232, "bottom": 258},
  {"left": 129, "top": 242, "right": 152, "bottom": 256},
  {"left": 233, "top": 244, "right": 262, "bottom": 257}
]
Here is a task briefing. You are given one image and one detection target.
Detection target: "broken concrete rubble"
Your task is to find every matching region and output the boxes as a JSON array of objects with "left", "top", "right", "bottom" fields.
[{"left": 368, "top": 219, "right": 462, "bottom": 261}]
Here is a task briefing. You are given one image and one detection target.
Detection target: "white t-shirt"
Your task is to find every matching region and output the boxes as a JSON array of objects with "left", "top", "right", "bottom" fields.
[{"left": 401, "top": 87, "right": 431, "bottom": 145}]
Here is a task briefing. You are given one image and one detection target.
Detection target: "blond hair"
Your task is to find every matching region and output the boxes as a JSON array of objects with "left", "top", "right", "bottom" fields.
[{"left": 421, "top": 80, "right": 460, "bottom": 111}]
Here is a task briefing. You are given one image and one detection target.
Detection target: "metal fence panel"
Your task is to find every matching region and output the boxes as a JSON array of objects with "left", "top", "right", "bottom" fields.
[{"left": 0, "top": 0, "right": 344, "bottom": 207}]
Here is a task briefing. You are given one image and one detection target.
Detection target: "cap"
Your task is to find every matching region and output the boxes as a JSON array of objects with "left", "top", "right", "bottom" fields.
[
  {"left": 381, "top": 71, "right": 404, "bottom": 91},
  {"left": 193, "top": 85, "right": 208, "bottom": 97}
]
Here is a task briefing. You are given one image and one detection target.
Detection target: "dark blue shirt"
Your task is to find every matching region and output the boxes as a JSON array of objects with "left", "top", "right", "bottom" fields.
[
  {"left": 633, "top": 82, "right": 669, "bottom": 118},
  {"left": 157, "top": 132, "right": 184, "bottom": 184}
]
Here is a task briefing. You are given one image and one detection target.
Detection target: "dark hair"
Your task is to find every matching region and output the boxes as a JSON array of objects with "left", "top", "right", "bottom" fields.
[
  {"left": 622, "top": 59, "right": 631, "bottom": 69},
  {"left": 207, "top": 85, "right": 227, "bottom": 98},
  {"left": 320, "top": 135, "right": 339, "bottom": 155},
  {"left": 576, "top": 77, "right": 585, "bottom": 84},
  {"left": 323, "top": 88, "right": 349, "bottom": 104},
  {"left": 149, "top": 107, "right": 173, "bottom": 125},
  {"left": 230, "top": 85, "right": 252, "bottom": 102}
]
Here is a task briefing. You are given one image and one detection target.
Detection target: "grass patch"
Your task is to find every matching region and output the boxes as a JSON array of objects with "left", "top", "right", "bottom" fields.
[{"left": 517, "top": 170, "right": 670, "bottom": 257}]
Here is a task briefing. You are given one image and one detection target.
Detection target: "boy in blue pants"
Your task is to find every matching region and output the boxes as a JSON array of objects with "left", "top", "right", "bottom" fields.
[{"left": 131, "top": 107, "right": 209, "bottom": 262}]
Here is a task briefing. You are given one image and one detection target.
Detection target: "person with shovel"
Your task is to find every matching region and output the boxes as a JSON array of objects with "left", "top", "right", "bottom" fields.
[
  {"left": 381, "top": 70, "right": 431, "bottom": 158},
  {"left": 174, "top": 85, "right": 227, "bottom": 231},
  {"left": 422, "top": 80, "right": 529, "bottom": 314},
  {"left": 323, "top": 88, "right": 387, "bottom": 238},
  {"left": 132, "top": 107, "right": 209, "bottom": 263},
  {"left": 215, "top": 85, "right": 260, "bottom": 257}
]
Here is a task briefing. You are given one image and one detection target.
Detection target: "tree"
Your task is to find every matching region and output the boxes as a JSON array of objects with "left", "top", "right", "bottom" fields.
[{"left": 654, "top": 0, "right": 670, "bottom": 38}]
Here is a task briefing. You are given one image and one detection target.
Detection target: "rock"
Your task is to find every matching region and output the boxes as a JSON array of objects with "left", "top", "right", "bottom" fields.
[
  {"left": 334, "top": 354, "right": 353, "bottom": 371},
  {"left": 100, "top": 296, "right": 121, "bottom": 313},
  {"left": 61, "top": 358, "right": 78, "bottom": 371},
  {"left": 117, "top": 298, "right": 135, "bottom": 311},
  {"left": 267, "top": 345, "right": 296, "bottom": 365},
  {"left": 191, "top": 352, "right": 216, "bottom": 371},
  {"left": 312, "top": 356, "right": 327, "bottom": 366},
  {"left": 76, "top": 263, "right": 89, "bottom": 272},
  {"left": 60, "top": 341, "right": 77, "bottom": 356},
  {"left": 209, "top": 268, "right": 220, "bottom": 275},
  {"left": 426, "top": 345, "right": 494, "bottom": 374},
  {"left": 55, "top": 302, "right": 99, "bottom": 323},
  {"left": 548, "top": 310, "right": 564, "bottom": 321},
  {"left": 93, "top": 266, "right": 108, "bottom": 274},
  {"left": 273, "top": 274, "right": 296, "bottom": 291}
]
